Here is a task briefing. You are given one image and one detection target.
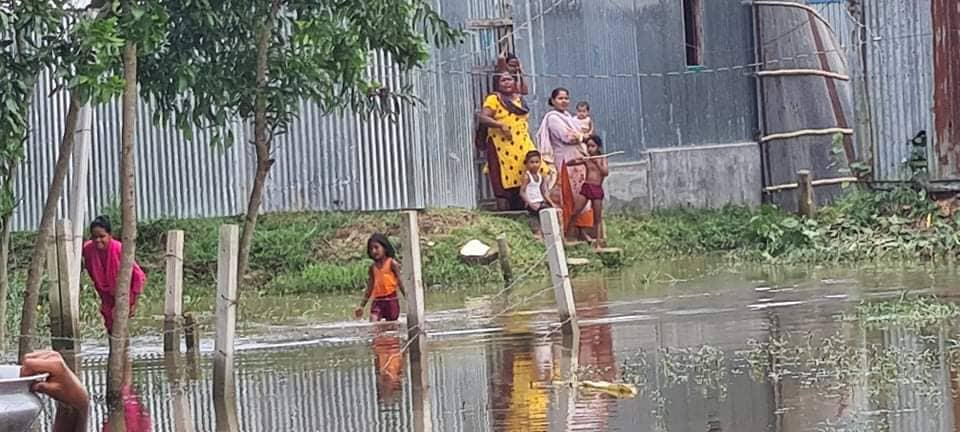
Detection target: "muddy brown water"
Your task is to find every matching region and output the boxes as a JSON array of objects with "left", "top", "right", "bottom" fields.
[{"left": 31, "top": 260, "right": 960, "bottom": 431}]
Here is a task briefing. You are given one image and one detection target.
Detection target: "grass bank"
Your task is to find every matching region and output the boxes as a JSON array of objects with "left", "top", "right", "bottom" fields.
[{"left": 5, "top": 186, "right": 958, "bottom": 335}]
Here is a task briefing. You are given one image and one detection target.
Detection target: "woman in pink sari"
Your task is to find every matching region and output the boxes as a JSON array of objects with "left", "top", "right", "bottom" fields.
[
  {"left": 537, "top": 88, "right": 594, "bottom": 240},
  {"left": 82, "top": 216, "right": 146, "bottom": 334}
]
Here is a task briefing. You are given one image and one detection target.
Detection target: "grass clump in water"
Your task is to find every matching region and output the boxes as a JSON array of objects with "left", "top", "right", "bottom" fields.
[{"left": 853, "top": 295, "right": 960, "bottom": 327}]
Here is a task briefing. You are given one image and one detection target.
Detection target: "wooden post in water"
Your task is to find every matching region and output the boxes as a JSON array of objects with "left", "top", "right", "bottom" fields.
[
  {"left": 496, "top": 234, "right": 513, "bottom": 286},
  {"left": 183, "top": 313, "right": 200, "bottom": 379},
  {"left": 409, "top": 348, "right": 433, "bottom": 432},
  {"left": 213, "top": 225, "right": 239, "bottom": 400},
  {"left": 400, "top": 211, "right": 426, "bottom": 358},
  {"left": 163, "top": 350, "right": 193, "bottom": 431},
  {"left": 164, "top": 230, "right": 185, "bottom": 353},
  {"left": 797, "top": 170, "right": 816, "bottom": 217},
  {"left": 48, "top": 220, "right": 80, "bottom": 371},
  {"left": 552, "top": 329, "right": 580, "bottom": 428},
  {"left": 538, "top": 209, "right": 579, "bottom": 337},
  {"left": 183, "top": 314, "right": 198, "bottom": 353}
]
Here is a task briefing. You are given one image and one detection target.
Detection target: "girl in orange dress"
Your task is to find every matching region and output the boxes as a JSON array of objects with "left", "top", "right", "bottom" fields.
[{"left": 355, "top": 234, "right": 406, "bottom": 321}]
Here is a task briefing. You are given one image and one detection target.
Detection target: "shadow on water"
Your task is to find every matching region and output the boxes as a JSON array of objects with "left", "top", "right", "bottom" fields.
[{"left": 29, "top": 261, "right": 960, "bottom": 431}]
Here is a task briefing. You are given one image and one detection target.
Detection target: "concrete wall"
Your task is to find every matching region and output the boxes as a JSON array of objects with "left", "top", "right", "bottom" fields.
[{"left": 606, "top": 142, "right": 762, "bottom": 212}]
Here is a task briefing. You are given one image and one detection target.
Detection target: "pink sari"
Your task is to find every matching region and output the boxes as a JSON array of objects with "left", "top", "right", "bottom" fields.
[
  {"left": 82, "top": 239, "right": 146, "bottom": 333},
  {"left": 537, "top": 110, "right": 593, "bottom": 231},
  {"left": 102, "top": 384, "right": 152, "bottom": 432}
]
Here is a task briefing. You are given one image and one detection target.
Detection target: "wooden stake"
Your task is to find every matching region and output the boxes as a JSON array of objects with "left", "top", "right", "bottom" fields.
[
  {"left": 797, "top": 170, "right": 817, "bottom": 217},
  {"left": 68, "top": 105, "right": 91, "bottom": 303},
  {"left": 400, "top": 211, "right": 426, "bottom": 358},
  {"left": 214, "top": 224, "right": 239, "bottom": 400},
  {"left": 538, "top": 208, "right": 579, "bottom": 337},
  {"left": 48, "top": 220, "right": 80, "bottom": 371},
  {"left": 496, "top": 234, "right": 513, "bottom": 286},
  {"left": 183, "top": 313, "right": 198, "bottom": 354},
  {"left": 183, "top": 313, "right": 199, "bottom": 378},
  {"left": 164, "top": 230, "right": 185, "bottom": 353}
]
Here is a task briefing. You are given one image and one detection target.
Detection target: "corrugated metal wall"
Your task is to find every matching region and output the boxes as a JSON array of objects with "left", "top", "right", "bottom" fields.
[
  {"left": 513, "top": 0, "right": 757, "bottom": 160},
  {"left": 807, "top": 0, "right": 959, "bottom": 182},
  {"left": 35, "top": 346, "right": 492, "bottom": 432},
  {"left": 15, "top": 38, "right": 477, "bottom": 233},
  {"left": 931, "top": 0, "right": 960, "bottom": 179},
  {"left": 862, "top": 0, "right": 935, "bottom": 181},
  {"left": 14, "top": 0, "right": 764, "bottom": 231}
]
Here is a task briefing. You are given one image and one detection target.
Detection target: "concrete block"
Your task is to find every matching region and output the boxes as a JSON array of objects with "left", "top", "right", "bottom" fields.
[
  {"left": 605, "top": 157, "right": 652, "bottom": 212},
  {"left": 647, "top": 142, "right": 762, "bottom": 209}
]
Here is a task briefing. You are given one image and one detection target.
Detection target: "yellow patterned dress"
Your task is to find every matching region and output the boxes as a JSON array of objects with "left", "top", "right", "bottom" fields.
[{"left": 480, "top": 94, "right": 544, "bottom": 206}]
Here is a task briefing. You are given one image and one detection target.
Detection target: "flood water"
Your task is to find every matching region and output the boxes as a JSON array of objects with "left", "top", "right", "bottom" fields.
[{"left": 33, "top": 260, "right": 960, "bottom": 431}]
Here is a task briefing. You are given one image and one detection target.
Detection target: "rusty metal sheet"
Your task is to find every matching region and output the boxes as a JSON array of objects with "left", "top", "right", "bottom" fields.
[{"left": 933, "top": 0, "right": 960, "bottom": 179}]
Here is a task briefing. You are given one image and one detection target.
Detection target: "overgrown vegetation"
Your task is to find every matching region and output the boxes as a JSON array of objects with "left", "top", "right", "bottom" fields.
[
  {"left": 853, "top": 294, "right": 960, "bottom": 328},
  {"left": 6, "top": 185, "right": 960, "bottom": 336}
]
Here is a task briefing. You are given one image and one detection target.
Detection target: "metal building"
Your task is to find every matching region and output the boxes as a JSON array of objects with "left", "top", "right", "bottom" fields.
[{"left": 23, "top": 0, "right": 943, "bottom": 229}]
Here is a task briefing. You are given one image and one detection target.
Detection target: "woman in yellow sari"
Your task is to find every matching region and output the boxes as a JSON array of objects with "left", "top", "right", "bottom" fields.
[{"left": 476, "top": 73, "right": 542, "bottom": 210}]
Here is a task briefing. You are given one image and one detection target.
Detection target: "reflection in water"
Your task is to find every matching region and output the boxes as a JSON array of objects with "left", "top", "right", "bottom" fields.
[
  {"left": 214, "top": 389, "right": 239, "bottom": 432},
  {"left": 163, "top": 351, "right": 193, "bottom": 432},
  {"left": 34, "top": 264, "right": 960, "bottom": 431},
  {"left": 103, "top": 355, "right": 152, "bottom": 432},
  {"left": 373, "top": 332, "right": 404, "bottom": 406},
  {"left": 570, "top": 281, "right": 616, "bottom": 432},
  {"left": 409, "top": 344, "right": 432, "bottom": 432},
  {"left": 489, "top": 314, "right": 551, "bottom": 432}
]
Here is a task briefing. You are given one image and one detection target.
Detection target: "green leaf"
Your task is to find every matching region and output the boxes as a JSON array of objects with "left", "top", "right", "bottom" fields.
[{"left": 781, "top": 218, "right": 800, "bottom": 229}]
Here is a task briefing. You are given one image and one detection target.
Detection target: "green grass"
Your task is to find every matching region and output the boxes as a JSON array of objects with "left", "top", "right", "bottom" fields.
[{"left": 6, "top": 185, "right": 960, "bottom": 335}]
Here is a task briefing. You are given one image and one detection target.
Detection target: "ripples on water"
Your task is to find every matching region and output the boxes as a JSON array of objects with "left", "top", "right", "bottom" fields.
[{"left": 31, "top": 262, "right": 960, "bottom": 431}]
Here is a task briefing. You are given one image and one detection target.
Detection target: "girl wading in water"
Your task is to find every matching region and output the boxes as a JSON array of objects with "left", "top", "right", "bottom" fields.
[{"left": 356, "top": 234, "right": 406, "bottom": 322}]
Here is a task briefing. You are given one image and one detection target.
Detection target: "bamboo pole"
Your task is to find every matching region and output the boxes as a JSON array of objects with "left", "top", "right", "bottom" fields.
[
  {"left": 757, "top": 69, "right": 850, "bottom": 81},
  {"left": 761, "top": 128, "right": 854, "bottom": 143},
  {"left": 763, "top": 176, "right": 860, "bottom": 193}
]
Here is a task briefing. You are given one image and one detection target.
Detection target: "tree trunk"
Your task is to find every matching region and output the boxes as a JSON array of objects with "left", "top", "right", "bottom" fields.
[
  {"left": 17, "top": 96, "right": 81, "bottom": 361},
  {"left": 106, "top": 40, "right": 139, "bottom": 412},
  {"left": 236, "top": 0, "right": 282, "bottom": 281},
  {"left": 0, "top": 202, "right": 12, "bottom": 351},
  {"left": 237, "top": 155, "right": 272, "bottom": 281}
]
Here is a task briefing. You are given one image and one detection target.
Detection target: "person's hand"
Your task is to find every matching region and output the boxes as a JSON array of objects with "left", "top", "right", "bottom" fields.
[
  {"left": 499, "top": 123, "right": 511, "bottom": 134},
  {"left": 21, "top": 351, "right": 89, "bottom": 412},
  {"left": 354, "top": 307, "right": 364, "bottom": 319}
]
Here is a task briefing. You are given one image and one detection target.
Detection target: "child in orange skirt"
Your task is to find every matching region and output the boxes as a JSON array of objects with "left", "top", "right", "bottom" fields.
[{"left": 355, "top": 234, "right": 406, "bottom": 321}]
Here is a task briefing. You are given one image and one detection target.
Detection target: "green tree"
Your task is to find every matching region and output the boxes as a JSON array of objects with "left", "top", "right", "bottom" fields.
[
  {"left": 11, "top": 0, "right": 167, "bottom": 411},
  {"left": 138, "top": 0, "right": 463, "bottom": 281},
  {"left": 1, "top": 0, "right": 69, "bottom": 353}
]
